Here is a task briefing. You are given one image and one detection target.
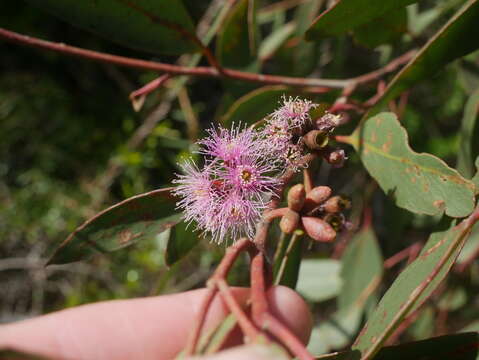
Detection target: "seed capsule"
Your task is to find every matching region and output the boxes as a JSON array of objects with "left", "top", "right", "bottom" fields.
[
  {"left": 323, "top": 195, "right": 351, "bottom": 213},
  {"left": 287, "top": 184, "right": 306, "bottom": 212},
  {"left": 303, "top": 130, "right": 329, "bottom": 150},
  {"left": 280, "top": 209, "right": 300, "bottom": 234},
  {"left": 303, "top": 186, "right": 332, "bottom": 212},
  {"left": 302, "top": 216, "right": 336, "bottom": 242}
]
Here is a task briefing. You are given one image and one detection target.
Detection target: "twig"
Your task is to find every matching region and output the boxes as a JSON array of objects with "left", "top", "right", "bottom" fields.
[
  {"left": 274, "top": 231, "right": 302, "bottom": 285},
  {"left": 0, "top": 28, "right": 415, "bottom": 91},
  {"left": 185, "top": 238, "right": 253, "bottom": 355},
  {"left": 384, "top": 242, "right": 422, "bottom": 269},
  {"left": 303, "top": 168, "right": 313, "bottom": 193},
  {"left": 128, "top": 74, "right": 171, "bottom": 110},
  {"left": 261, "top": 313, "right": 314, "bottom": 360}
]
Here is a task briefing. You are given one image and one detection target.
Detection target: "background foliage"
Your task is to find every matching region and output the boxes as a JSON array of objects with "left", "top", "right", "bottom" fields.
[{"left": 1, "top": 0, "right": 479, "bottom": 357}]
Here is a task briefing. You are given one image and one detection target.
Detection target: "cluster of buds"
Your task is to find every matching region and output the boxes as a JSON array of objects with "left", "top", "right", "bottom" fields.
[
  {"left": 279, "top": 183, "right": 351, "bottom": 242},
  {"left": 302, "top": 112, "right": 347, "bottom": 168}
]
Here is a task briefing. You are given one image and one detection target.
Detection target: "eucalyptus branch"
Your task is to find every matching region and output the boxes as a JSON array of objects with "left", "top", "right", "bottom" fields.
[{"left": 0, "top": 28, "right": 414, "bottom": 91}]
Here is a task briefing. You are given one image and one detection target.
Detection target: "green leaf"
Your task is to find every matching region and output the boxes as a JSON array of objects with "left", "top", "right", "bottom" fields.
[
  {"left": 348, "top": 112, "right": 475, "bottom": 218},
  {"left": 221, "top": 86, "right": 302, "bottom": 127},
  {"left": 305, "top": 0, "right": 416, "bottom": 41},
  {"left": 48, "top": 188, "right": 180, "bottom": 265},
  {"left": 457, "top": 89, "right": 479, "bottom": 178},
  {"left": 367, "top": 0, "right": 479, "bottom": 116},
  {"left": 25, "top": 0, "right": 198, "bottom": 56},
  {"left": 0, "top": 349, "right": 50, "bottom": 360},
  {"left": 339, "top": 228, "right": 383, "bottom": 311},
  {"left": 296, "top": 259, "right": 342, "bottom": 302},
  {"left": 312, "top": 333, "right": 479, "bottom": 360},
  {"left": 352, "top": 212, "right": 479, "bottom": 359},
  {"left": 216, "top": 0, "right": 258, "bottom": 68},
  {"left": 353, "top": 8, "right": 408, "bottom": 48},
  {"left": 308, "top": 305, "right": 362, "bottom": 355},
  {"left": 165, "top": 221, "right": 198, "bottom": 266}
]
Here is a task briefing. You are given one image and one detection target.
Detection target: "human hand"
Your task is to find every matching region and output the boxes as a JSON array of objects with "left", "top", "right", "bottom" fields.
[{"left": 0, "top": 286, "right": 312, "bottom": 359}]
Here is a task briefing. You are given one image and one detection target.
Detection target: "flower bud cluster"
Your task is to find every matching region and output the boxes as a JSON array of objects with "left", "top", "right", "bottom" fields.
[{"left": 280, "top": 184, "right": 351, "bottom": 242}]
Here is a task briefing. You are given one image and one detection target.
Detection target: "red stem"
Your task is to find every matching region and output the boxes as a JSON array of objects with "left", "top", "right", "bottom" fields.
[
  {"left": 261, "top": 313, "right": 314, "bottom": 360},
  {"left": 129, "top": 74, "right": 171, "bottom": 101},
  {"left": 0, "top": 28, "right": 413, "bottom": 90},
  {"left": 185, "top": 238, "right": 253, "bottom": 355},
  {"left": 384, "top": 242, "right": 421, "bottom": 269}
]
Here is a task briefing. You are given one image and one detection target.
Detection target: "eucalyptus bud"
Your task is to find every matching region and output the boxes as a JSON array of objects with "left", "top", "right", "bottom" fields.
[
  {"left": 304, "top": 130, "right": 329, "bottom": 150},
  {"left": 325, "top": 149, "right": 346, "bottom": 168},
  {"left": 280, "top": 209, "right": 300, "bottom": 234},
  {"left": 323, "top": 195, "right": 351, "bottom": 213},
  {"left": 301, "top": 216, "right": 336, "bottom": 242},
  {"left": 303, "top": 186, "right": 332, "bottom": 212},
  {"left": 316, "top": 113, "right": 341, "bottom": 132},
  {"left": 287, "top": 184, "right": 306, "bottom": 212}
]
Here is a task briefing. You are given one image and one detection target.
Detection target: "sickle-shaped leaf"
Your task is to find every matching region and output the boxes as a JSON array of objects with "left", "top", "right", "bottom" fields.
[
  {"left": 305, "top": 0, "right": 416, "bottom": 41},
  {"left": 367, "top": 0, "right": 479, "bottom": 117},
  {"left": 310, "top": 333, "right": 479, "bottom": 360},
  {"left": 352, "top": 209, "right": 479, "bottom": 360},
  {"left": 347, "top": 112, "right": 476, "bottom": 218},
  {"left": 48, "top": 188, "right": 180, "bottom": 265},
  {"left": 25, "top": 0, "right": 198, "bottom": 56}
]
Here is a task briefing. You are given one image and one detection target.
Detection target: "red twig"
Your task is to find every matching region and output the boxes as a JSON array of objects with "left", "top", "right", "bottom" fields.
[
  {"left": 384, "top": 242, "right": 422, "bottom": 269},
  {"left": 250, "top": 251, "right": 269, "bottom": 326},
  {"left": 216, "top": 279, "right": 261, "bottom": 341},
  {"left": 185, "top": 238, "right": 253, "bottom": 355},
  {"left": 0, "top": 28, "right": 414, "bottom": 91},
  {"left": 261, "top": 313, "right": 314, "bottom": 360},
  {"left": 129, "top": 74, "right": 171, "bottom": 109}
]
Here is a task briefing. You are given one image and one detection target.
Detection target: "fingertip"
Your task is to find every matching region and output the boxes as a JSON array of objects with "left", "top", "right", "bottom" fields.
[{"left": 266, "top": 286, "right": 313, "bottom": 345}]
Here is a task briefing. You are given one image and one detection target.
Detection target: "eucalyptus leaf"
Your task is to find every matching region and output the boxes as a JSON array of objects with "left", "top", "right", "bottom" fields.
[
  {"left": 296, "top": 259, "right": 342, "bottom": 302},
  {"left": 305, "top": 0, "right": 416, "bottom": 40},
  {"left": 339, "top": 228, "right": 383, "bottom": 311},
  {"left": 25, "top": 0, "right": 199, "bottom": 55},
  {"left": 48, "top": 188, "right": 180, "bottom": 265},
  {"left": 352, "top": 213, "right": 479, "bottom": 359},
  {"left": 349, "top": 112, "right": 476, "bottom": 218}
]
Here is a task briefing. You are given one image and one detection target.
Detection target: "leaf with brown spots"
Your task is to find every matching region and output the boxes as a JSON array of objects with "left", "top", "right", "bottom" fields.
[
  {"left": 352, "top": 207, "right": 479, "bottom": 359},
  {"left": 347, "top": 112, "right": 475, "bottom": 218},
  {"left": 47, "top": 188, "right": 180, "bottom": 265}
]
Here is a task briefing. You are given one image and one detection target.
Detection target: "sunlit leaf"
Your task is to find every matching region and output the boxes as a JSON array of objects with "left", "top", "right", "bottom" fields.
[
  {"left": 352, "top": 213, "right": 479, "bottom": 359},
  {"left": 48, "top": 188, "right": 180, "bottom": 265},
  {"left": 296, "top": 259, "right": 342, "bottom": 302},
  {"left": 25, "top": 0, "right": 199, "bottom": 55},
  {"left": 305, "top": 0, "right": 416, "bottom": 40},
  {"left": 339, "top": 227, "right": 383, "bottom": 311},
  {"left": 348, "top": 112, "right": 475, "bottom": 218}
]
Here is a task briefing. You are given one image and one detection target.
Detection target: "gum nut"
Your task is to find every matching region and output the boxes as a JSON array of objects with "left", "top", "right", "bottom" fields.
[
  {"left": 280, "top": 209, "right": 300, "bottom": 234},
  {"left": 287, "top": 184, "right": 306, "bottom": 212},
  {"left": 323, "top": 195, "right": 351, "bottom": 213},
  {"left": 302, "top": 217, "right": 336, "bottom": 242},
  {"left": 306, "top": 186, "right": 332, "bottom": 205}
]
